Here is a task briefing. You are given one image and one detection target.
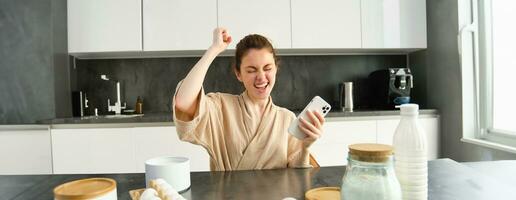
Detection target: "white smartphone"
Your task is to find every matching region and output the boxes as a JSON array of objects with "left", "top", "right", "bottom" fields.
[{"left": 288, "top": 96, "right": 332, "bottom": 140}]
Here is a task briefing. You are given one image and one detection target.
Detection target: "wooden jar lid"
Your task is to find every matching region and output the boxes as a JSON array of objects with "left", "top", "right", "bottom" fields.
[
  {"left": 348, "top": 143, "right": 393, "bottom": 162},
  {"left": 305, "top": 187, "right": 340, "bottom": 200},
  {"left": 54, "top": 178, "right": 116, "bottom": 200}
]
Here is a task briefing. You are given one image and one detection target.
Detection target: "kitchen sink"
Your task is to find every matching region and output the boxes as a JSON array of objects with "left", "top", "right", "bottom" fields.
[
  {"left": 103, "top": 114, "right": 144, "bottom": 119},
  {"left": 79, "top": 114, "right": 144, "bottom": 120}
]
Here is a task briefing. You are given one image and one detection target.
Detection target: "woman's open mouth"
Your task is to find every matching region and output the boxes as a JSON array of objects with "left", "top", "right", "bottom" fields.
[{"left": 254, "top": 82, "right": 269, "bottom": 91}]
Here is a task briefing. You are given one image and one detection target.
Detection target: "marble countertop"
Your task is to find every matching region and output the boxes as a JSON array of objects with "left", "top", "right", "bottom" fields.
[
  {"left": 37, "top": 109, "right": 438, "bottom": 125},
  {"left": 2, "top": 159, "right": 515, "bottom": 200}
]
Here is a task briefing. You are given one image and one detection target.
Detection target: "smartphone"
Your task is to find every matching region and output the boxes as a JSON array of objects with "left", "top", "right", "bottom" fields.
[{"left": 288, "top": 96, "right": 331, "bottom": 140}]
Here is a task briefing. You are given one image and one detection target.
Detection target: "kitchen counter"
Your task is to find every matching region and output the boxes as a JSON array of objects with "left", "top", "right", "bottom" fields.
[
  {"left": 2, "top": 158, "right": 514, "bottom": 200},
  {"left": 37, "top": 109, "right": 438, "bottom": 125}
]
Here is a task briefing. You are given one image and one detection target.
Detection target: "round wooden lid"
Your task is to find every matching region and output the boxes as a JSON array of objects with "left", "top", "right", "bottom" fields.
[
  {"left": 348, "top": 143, "right": 393, "bottom": 162},
  {"left": 305, "top": 187, "right": 340, "bottom": 200},
  {"left": 53, "top": 178, "right": 116, "bottom": 200}
]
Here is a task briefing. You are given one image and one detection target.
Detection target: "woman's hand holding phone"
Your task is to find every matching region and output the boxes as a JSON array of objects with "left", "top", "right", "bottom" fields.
[
  {"left": 288, "top": 96, "right": 331, "bottom": 147},
  {"left": 299, "top": 110, "right": 325, "bottom": 148}
]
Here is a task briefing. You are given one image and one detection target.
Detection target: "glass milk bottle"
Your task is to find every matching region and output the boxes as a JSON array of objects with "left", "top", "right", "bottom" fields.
[
  {"left": 393, "top": 104, "right": 428, "bottom": 200},
  {"left": 341, "top": 143, "right": 402, "bottom": 200}
]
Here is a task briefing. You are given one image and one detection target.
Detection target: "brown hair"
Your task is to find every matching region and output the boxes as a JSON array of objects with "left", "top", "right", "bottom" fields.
[{"left": 234, "top": 34, "right": 280, "bottom": 72}]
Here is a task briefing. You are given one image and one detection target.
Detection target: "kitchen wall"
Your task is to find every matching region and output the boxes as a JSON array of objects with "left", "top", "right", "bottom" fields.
[
  {"left": 409, "top": 0, "right": 516, "bottom": 161},
  {"left": 0, "top": 0, "right": 71, "bottom": 124},
  {"left": 73, "top": 55, "right": 408, "bottom": 115}
]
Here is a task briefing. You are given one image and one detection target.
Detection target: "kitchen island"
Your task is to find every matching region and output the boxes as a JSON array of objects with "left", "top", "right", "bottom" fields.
[{"left": 2, "top": 159, "right": 515, "bottom": 200}]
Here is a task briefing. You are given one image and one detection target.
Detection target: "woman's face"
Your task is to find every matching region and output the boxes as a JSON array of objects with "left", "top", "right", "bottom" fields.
[{"left": 235, "top": 48, "right": 277, "bottom": 101}]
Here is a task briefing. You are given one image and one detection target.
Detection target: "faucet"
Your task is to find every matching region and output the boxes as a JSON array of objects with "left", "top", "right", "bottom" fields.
[{"left": 101, "top": 74, "right": 126, "bottom": 114}]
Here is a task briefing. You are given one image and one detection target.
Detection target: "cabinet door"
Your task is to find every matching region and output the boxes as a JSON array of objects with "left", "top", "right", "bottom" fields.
[
  {"left": 218, "top": 0, "right": 291, "bottom": 49},
  {"left": 52, "top": 128, "right": 135, "bottom": 174},
  {"left": 361, "top": 0, "right": 427, "bottom": 48},
  {"left": 310, "top": 120, "right": 377, "bottom": 166},
  {"left": 133, "top": 126, "right": 210, "bottom": 172},
  {"left": 0, "top": 128, "right": 52, "bottom": 175},
  {"left": 143, "top": 0, "right": 217, "bottom": 51},
  {"left": 68, "top": 0, "right": 142, "bottom": 53},
  {"left": 291, "top": 0, "right": 361, "bottom": 48},
  {"left": 376, "top": 117, "right": 439, "bottom": 160}
]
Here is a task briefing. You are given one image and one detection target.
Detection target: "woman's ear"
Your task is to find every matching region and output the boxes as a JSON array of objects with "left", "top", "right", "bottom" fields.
[{"left": 234, "top": 69, "right": 243, "bottom": 82}]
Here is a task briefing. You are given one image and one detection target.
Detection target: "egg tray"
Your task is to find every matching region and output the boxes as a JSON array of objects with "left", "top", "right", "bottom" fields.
[{"left": 129, "top": 188, "right": 146, "bottom": 200}]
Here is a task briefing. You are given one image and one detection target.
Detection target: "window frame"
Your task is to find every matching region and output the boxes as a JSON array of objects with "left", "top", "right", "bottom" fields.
[{"left": 459, "top": 0, "right": 516, "bottom": 153}]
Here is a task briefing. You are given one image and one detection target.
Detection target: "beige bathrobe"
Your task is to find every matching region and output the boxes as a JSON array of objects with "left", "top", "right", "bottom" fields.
[{"left": 173, "top": 84, "right": 310, "bottom": 171}]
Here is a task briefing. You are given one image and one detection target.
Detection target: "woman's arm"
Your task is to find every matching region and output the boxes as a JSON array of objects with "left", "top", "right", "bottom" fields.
[{"left": 174, "top": 28, "right": 232, "bottom": 119}]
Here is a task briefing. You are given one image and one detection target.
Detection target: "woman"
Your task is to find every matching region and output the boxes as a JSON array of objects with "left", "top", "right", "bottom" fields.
[{"left": 173, "top": 28, "right": 325, "bottom": 171}]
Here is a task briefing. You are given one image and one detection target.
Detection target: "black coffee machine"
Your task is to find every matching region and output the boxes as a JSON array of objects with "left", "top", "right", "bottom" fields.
[{"left": 368, "top": 68, "right": 413, "bottom": 109}]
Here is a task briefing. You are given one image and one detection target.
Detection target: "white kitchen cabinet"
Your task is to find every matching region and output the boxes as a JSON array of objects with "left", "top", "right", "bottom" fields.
[
  {"left": 310, "top": 120, "right": 377, "bottom": 166},
  {"left": 0, "top": 127, "right": 52, "bottom": 175},
  {"left": 361, "top": 0, "right": 427, "bottom": 48},
  {"left": 142, "top": 0, "right": 217, "bottom": 51},
  {"left": 376, "top": 117, "right": 440, "bottom": 160},
  {"left": 51, "top": 125, "right": 210, "bottom": 174},
  {"left": 291, "top": 0, "right": 362, "bottom": 48},
  {"left": 133, "top": 126, "right": 210, "bottom": 172},
  {"left": 67, "top": 0, "right": 427, "bottom": 56},
  {"left": 52, "top": 128, "right": 135, "bottom": 174},
  {"left": 217, "top": 0, "right": 291, "bottom": 49},
  {"left": 68, "top": 0, "right": 142, "bottom": 53}
]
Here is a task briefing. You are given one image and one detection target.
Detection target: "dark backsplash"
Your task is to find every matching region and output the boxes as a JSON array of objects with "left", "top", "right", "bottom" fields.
[{"left": 73, "top": 55, "right": 407, "bottom": 115}]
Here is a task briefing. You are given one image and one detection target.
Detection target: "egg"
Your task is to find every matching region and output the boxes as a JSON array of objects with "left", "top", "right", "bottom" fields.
[
  {"left": 163, "top": 189, "right": 182, "bottom": 200},
  {"left": 150, "top": 178, "right": 167, "bottom": 189},
  {"left": 139, "top": 188, "right": 159, "bottom": 200}
]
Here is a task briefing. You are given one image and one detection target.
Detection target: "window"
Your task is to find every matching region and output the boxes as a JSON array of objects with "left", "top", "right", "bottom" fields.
[
  {"left": 490, "top": 1, "right": 516, "bottom": 134},
  {"left": 460, "top": 0, "right": 516, "bottom": 153}
]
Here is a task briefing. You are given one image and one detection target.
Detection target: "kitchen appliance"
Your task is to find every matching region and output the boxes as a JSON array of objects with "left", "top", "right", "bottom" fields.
[
  {"left": 336, "top": 79, "right": 371, "bottom": 111},
  {"left": 72, "top": 91, "right": 88, "bottom": 117},
  {"left": 368, "top": 68, "right": 413, "bottom": 109},
  {"left": 338, "top": 82, "right": 354, "bottom": 112}
]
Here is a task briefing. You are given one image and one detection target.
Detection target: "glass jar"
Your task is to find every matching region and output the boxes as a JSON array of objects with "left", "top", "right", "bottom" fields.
[{"left": 341, "top": 143, "right": 402, "bottom": 200}]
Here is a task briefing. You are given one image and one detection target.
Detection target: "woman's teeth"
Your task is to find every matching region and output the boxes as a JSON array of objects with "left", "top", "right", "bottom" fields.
[{"left": 255, "top": 83, "right": 268, "bottom": 89}]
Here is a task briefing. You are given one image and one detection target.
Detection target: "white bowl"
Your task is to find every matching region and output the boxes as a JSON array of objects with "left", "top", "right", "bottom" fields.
[{"left": 145, "top": 156, "right": 191, "bottom": 192}]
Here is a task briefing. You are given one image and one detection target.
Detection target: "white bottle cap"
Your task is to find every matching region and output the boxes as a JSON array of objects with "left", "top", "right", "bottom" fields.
[{"left": 398, "top": 104, "right": 419, "bottom": 115}]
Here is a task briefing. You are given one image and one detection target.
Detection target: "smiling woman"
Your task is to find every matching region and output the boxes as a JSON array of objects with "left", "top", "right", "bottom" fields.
[
  {"left": 233, "top": 35, "right": 278, "bottom": 101},
  {"left": 172, "top": 28, "right": 325, "bottom": 171}
]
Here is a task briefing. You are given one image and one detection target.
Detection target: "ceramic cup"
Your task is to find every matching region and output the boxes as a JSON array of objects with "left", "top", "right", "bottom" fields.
[{"left": 145, "top": 156, "right": 191, "bottom": 192}]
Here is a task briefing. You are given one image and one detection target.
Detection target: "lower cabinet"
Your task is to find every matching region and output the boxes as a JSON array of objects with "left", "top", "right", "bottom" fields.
[
  {"left": 132, "top": 126, "right": 209, "bottom": 172},
  {"left": 50, "top": 115, "right": 439, "bottom": 173},
  {"left": 310, "top": 116, "right": 440, "bottom": 167},
  {"left": 51, "top": 128, "right": 135, "bottom": 174},
  {"left": 310, "top": 120, "right": 377, "bottom": 166},
  {"left": 0, "top": 127, "right": 53, "bottom": 175},
  {"left": 51, "top": 126, "right": 210, "bottom": 174}
]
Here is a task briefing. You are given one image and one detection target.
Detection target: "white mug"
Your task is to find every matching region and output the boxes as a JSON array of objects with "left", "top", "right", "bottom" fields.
[{"left": 145, "top": 156, "right": 191, "bottom": 192}]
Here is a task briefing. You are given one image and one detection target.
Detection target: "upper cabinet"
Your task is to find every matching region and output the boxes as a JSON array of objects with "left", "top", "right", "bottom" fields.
[
  {"left": 68, "top": 0, "right": 142, "bottom": 53},
  {"left": 291, "top": 0, "right": 362, "bottom": 48},
  {"left": 217, "top": 0, "right": 292, "bottom": 49},
  {"left": 142, "top": 0, "right": 217, "bottom": 51},
  {"left": 67, "top": 0, "right": 427, "bottom": 57},
  {"left": 361, "top": 0, "right": 427, "bottom": 48}
]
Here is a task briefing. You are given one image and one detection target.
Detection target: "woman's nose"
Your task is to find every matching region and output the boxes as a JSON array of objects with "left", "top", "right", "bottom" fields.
[{"left": 256, "top": 70, "right": 266, "bottom": 80}]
